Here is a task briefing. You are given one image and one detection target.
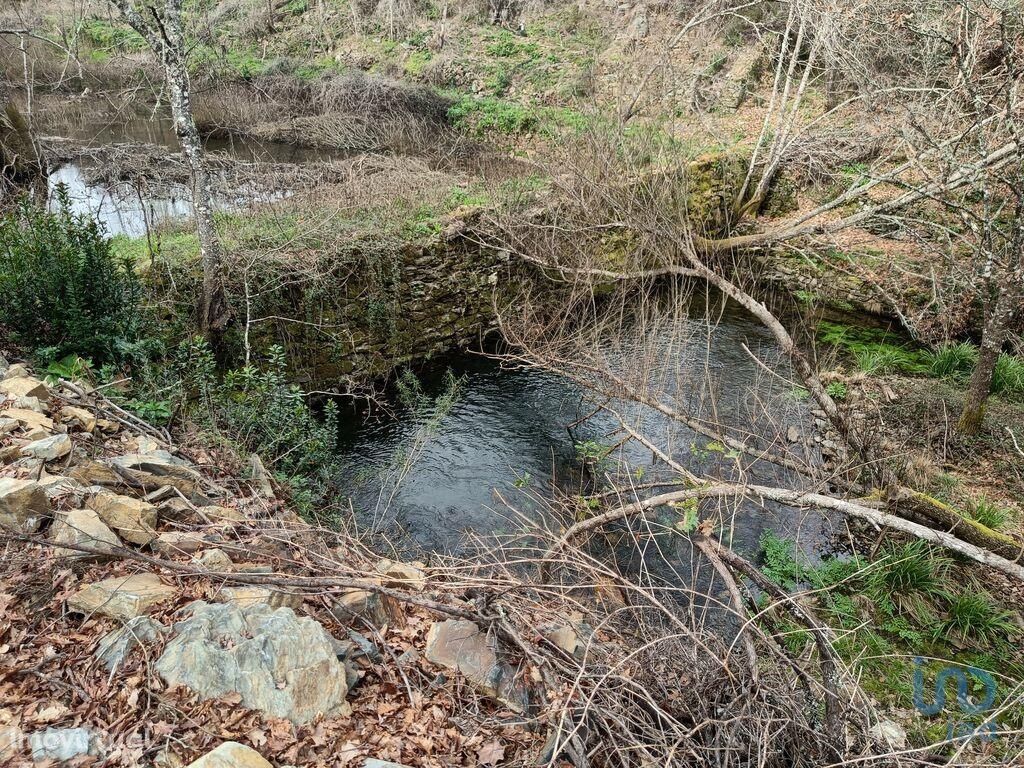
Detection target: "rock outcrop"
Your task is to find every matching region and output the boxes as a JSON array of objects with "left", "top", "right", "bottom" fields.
[{"left": 155, "top": 601, "right": 351, "bottom": 724}]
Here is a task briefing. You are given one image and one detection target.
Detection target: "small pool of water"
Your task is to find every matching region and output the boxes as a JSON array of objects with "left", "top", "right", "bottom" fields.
[{"left": 335, "top": 300, "right": 835, "bottom": 565}]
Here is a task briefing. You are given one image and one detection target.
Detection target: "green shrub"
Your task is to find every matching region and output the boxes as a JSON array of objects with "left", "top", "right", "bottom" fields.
[
  {"left": 0, "top": 197, "right": 146, "bottom": 365},
  {"left": 175, "top": 340, "right": 340, "bottom": 503}
]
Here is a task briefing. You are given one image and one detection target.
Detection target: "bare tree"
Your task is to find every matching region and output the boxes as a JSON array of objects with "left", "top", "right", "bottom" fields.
[
  {"left": 488, "top": 0, "right": 1024, "bottom": 574},
  {"left": 109, "top": 0, "right": 231, "bottom": 352}
]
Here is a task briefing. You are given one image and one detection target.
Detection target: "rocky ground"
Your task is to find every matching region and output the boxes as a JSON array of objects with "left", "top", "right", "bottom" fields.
[{"left": 0, "top": 356, "right": 560, "bottom": 767}]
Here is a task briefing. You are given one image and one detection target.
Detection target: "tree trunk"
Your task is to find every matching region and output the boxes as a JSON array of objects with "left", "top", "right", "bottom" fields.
[
  {"left": 959, "top": 279, "right": 1017, "bottom": 434},
  {"left": 0, "top": 88, "right": 45, "bottom": 197},
  {"left": 958, "top": 200, "right": 1023, "bottom": 435},
  {"left": 111, "top": 1, "right": 231, "bottom": 355}
]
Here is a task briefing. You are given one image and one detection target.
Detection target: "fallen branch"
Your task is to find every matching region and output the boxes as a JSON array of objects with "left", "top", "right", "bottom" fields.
[{"left": 544, "top": 482, "right": 1024, "bottom": 582}]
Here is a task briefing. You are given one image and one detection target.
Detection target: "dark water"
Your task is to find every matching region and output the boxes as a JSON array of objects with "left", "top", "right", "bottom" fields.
[{"left": 335, "top": 300, "right": 835, "bottom": 564}]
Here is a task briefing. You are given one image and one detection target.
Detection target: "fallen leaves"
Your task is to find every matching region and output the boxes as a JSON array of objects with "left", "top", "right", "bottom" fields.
[{"left": 477, "top": 739, "right": 505, "bottom": 765}]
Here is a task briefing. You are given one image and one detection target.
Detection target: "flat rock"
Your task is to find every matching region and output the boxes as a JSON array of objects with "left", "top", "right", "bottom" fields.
[
  {"left": 68, "top": 459, "right": 121, "bottom": 486},
  {"left": 61, "top": 405, "right": 97, "bottom": 432},
  {"left": 50, "top": 508, "right": 121, "bottom": 558},
  {"left": 331, "top": 589, "right": 403, "bottom": 628},
  {"left": 95, "top": 615, "right": 167, "bottom": 671},
  {"left": 364, "top": 761, "right": 414, "bottom": 768},
  {"left": 37, "top": 472, "right": 89, "bottom": 500},
  {"left": 184, "top": 741, "right": 272, "bottom": 768},
  {"left": 153, "top": 531, "right": 208, "bottom": 555},
  {"left": 3, "top": 407, "right": 53, "bottom": 433},
  {"left": 88, "top": 491, "right": 159, "bottom": 546},
  {"left": 218, "top": 585, "right": 301, "bottom": 610},
  {"left": 21, "top": 433, "right": 72, "bottom": 461},
  {"left": 0, "top": 375, "right": 48, "bottom": 401},
  {"left": 193, "top": 548, "right": 233, "bottom": 570},
  {"left": 375, "top": 559, "right": 427, "bottom": 591},
  {"left": 28, "top": 727, "right": 104, "bottom": 762},
  {"left": 156, "top": 601, "right": 350, "bottom": 724},
  {"left": 68, "top": 572, "right": 176, "bottom": 620},
  {"left": 0, "top": 477, "right": 50, "bottom": 533},
  {"left": 10, "top": 395, "right": 48, "bottom": 413},
  {"left": 425, "top": 619, "right": 528, "bottom": 712},
  {"left": 3, "top": 363, "right": 28, "bottom": 379}
]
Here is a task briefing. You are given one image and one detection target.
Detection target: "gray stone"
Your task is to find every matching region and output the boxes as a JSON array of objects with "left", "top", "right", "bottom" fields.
[
  {"left": 184, "top": 742, "right": 272, "bottom": 768},
  {"left": 364, "top": 761, "right": 414, "bottom": 768},
  {"left": 155, "top": 601, "right": 350, "bottom": 724},
  {"left": 67, "top": 572, "right": 176, "bottom": 620},
  {"left": 0, "top": 477, "right": 50, "bottom": 533},
  {"left": 193, "top": 548, "right": 233, "bottom": 570},
  {"left": 869, "top": 719, "right": 908, "bottom": 750},
  {"left": 424, "top": 619, "right": 529, "bottom": 712},
  {"left": 3, "top": 363, "right": 28, "bottom": 379},
  {"left": 21, "top": 433, "right": 72, "bottom": 461},
  {"left": 50, "top": 508, "right": 121, "bottom": 558},
  {"left": 28, "top": 727, "right": 103, "bottom": 762},
  {"left": 153, "top": 531, "right": 208, "bottom": 555},
  {"left": 10, "top": 395, "right": 48, "bottom": 414},
  {"left": 0, "top": 417, "right": 16, "bottom": 435},
  {"left": 96, "top": 616, "right": 167, "bottom": 671}
]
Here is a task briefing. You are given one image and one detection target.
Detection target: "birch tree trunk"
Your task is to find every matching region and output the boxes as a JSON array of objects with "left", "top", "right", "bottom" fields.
[{"left": 110, "top": 0, "right": 231, "bottom": 352}]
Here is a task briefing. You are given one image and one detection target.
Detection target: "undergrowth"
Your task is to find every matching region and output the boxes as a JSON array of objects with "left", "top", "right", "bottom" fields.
[{"left": 756, "top": 531, "right": 1023, "bottom": 751}]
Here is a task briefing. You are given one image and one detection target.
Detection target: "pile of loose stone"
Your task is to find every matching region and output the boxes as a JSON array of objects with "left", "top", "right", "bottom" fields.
[{"left": 0, "top": 357, "right": 569, "bottom": 767}]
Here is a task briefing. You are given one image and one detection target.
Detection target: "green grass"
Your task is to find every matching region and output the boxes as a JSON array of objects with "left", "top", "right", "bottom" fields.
[
  {"left": 821, "top": 322, "right": 1024, "bottom": 401},
  {"left": 938, "top": 590, "right": 1017, "bottom": 645},
  {"left": 447, "top": 94, "right": 540, "bottom": 135},
  {"left": 865, "top": 540, "right": 951, "bottom": 622},
  {"left": 110, "top": 231, "right": 199, "bottom": 267},
  {"left": 993, "top": 353, "right": 1024, "bottom": 398},
  {"left": 926, "top": 342, "right": 977, "bottom": 381},
  {"left": 80, "top": 18, "right": 146, "bottom": 53},
  {"left": 967, "top": 497, "right": 1012, "bottom": 531}
]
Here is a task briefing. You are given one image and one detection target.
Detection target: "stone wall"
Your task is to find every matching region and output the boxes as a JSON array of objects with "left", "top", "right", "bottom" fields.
[{"left": 242, "top": 208, "right": 519, "bottom": 384}]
